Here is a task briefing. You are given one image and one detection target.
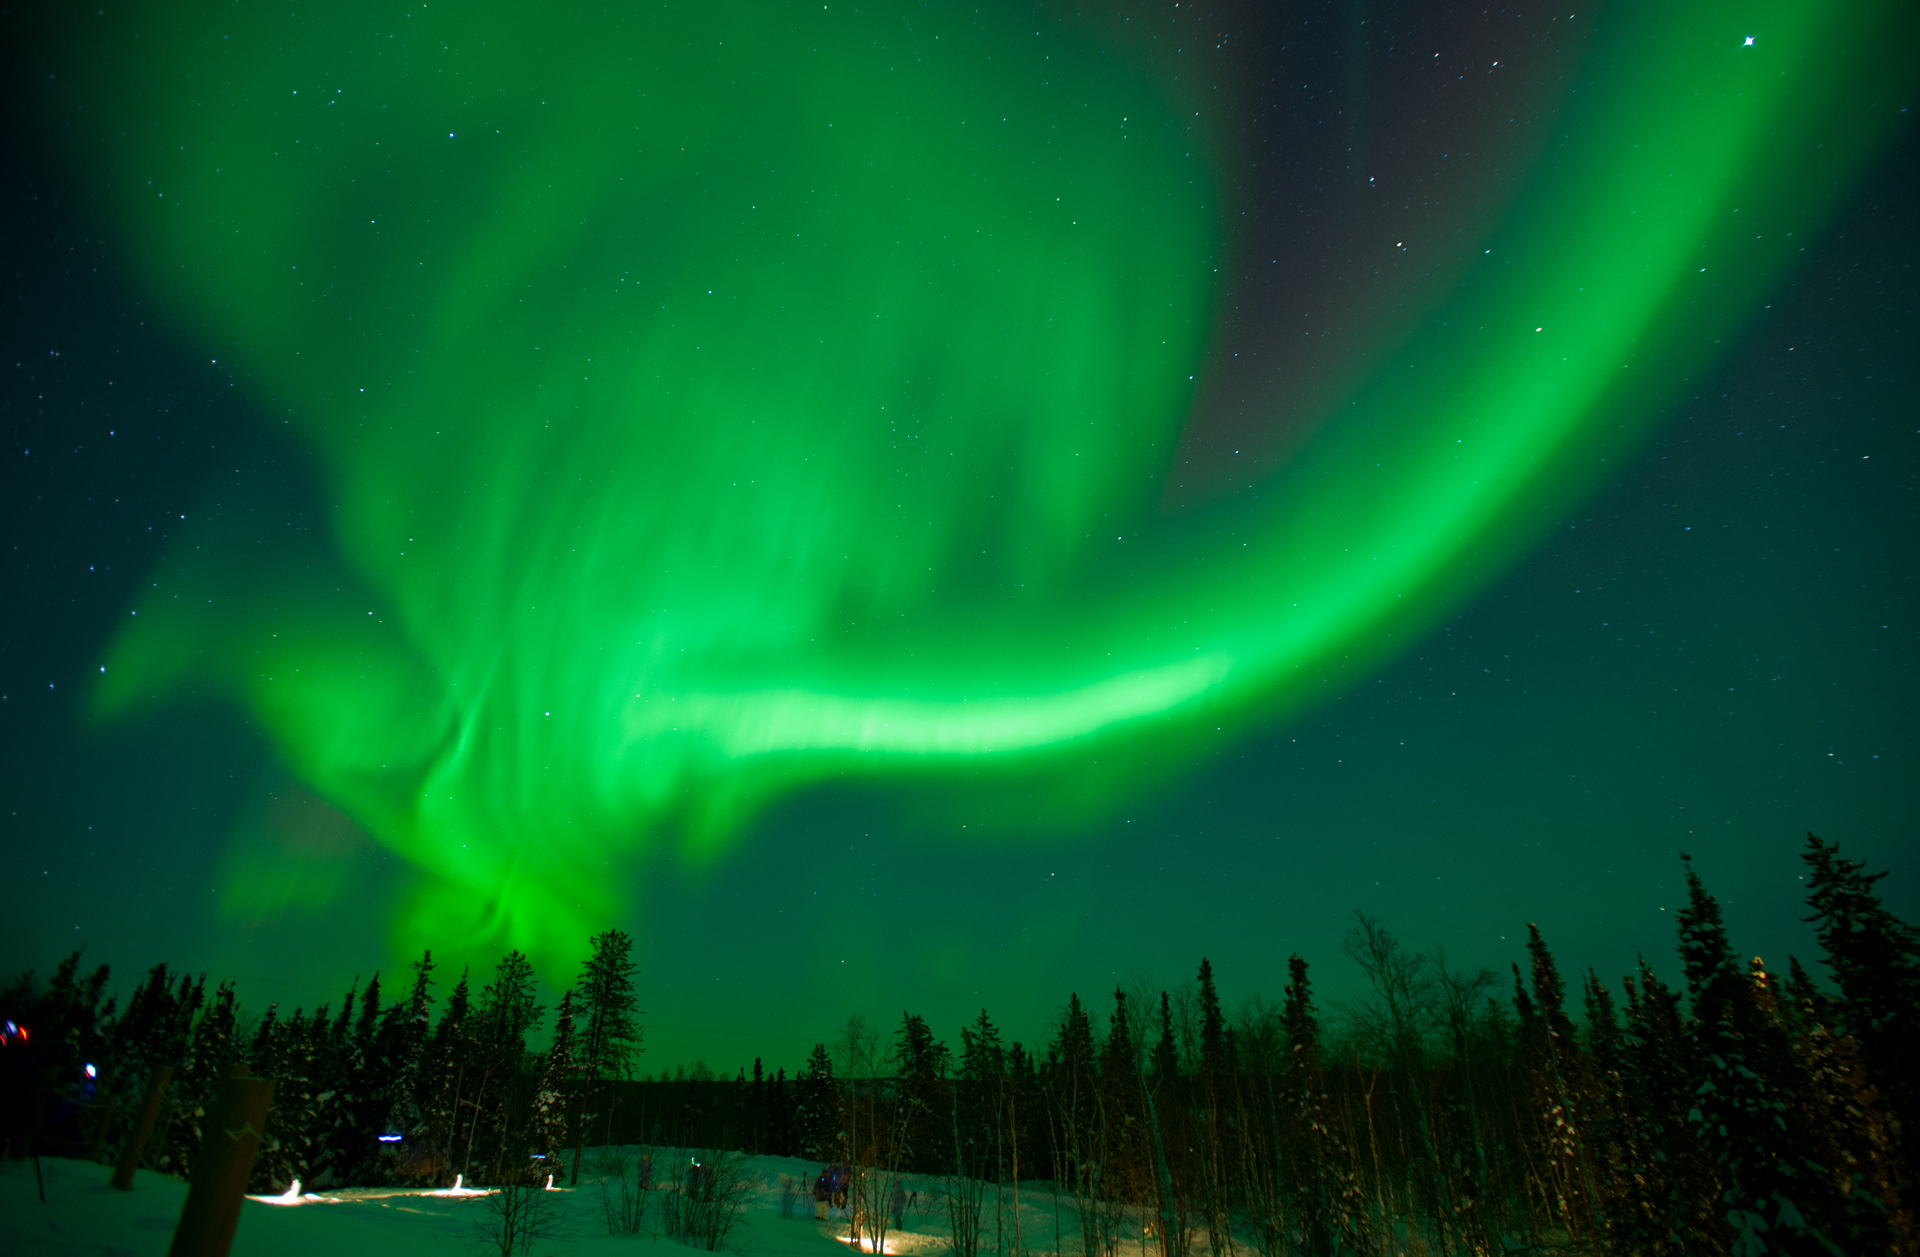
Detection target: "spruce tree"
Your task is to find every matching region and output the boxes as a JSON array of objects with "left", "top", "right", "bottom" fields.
[
  {"left": 534, "top": 990, "right": 578, "bottom": 1173},
  {"left": 466, "top": 949, "right": 545, "bottom": 1181},
  {"left": 99, "top": 962, "right": 181, "bottom": 1167},
  {"left": 384, "top": 950, "right": 436, "bottom": 1173},
  {"left": 340, "top": 972, "right": 386, "bottom": 1184},
  {"left": 309, "top": 978, "right": 358, "bottom": 1187},
  {"left": 1050, "top": 993, "right": 1098, "bottom": 1224},
  {"left": 1102, "top": 989, "right": 1135, "bottom": 1082},
  {"left": 957, "top": 1010, "right": 1004, "bottom": 1194},
  {"left": 1100, "top": 989, "right": 1141, "bottom": 1205},
  {"left": 1620, "top": 959, "right": 1709, "bottom": 1253},
  {"left": 1055, "top": 995, "right": 1095, "bottom": 1082},
  {"left": 248, "top": 1006, "right": 312, "bottom": 1193},
  {"left": 1677, "top": 853, "right": 1837, "bottom": 1255},
  {"left": 1583, "top": 971, "right": 1648, "bottom": 1249},
  {"left": 1196, "top": 959, "right": 1227, "bottom": 1080},
  {"left": 282, "top": 1009, "right": 323, "bottom": 1191},
  {"left": 1801, "top": 832, "right": 1920, "bottom": 1139},
  {"left": 571, "top": 930, "right": 643, "bottom": 1182},
  {"left": 893, "top": 1012, "right": 947, "bottom": 1171},
  {"left": 1524, "top": 925, "right": 1603, "bottom": 1240},
  {"left": 427, "top": 967, "right": 472, "bottom": 1180},
  {"left": 798, "top": 1041, "right": 838, "bottom": 1160},
  {"left": 1281, "top": 955, "right": 1338, "bottom": 1257},
  {"left": 750, "top": 1057, "right": 766, "bottom": 1155},
  {"left": 1152, "top": 991, "right": 1179, "bottom": 1083},
  {"left": 479, "top": 950, "right": 545, "bottom": 1051},
  {"left": 1783, "top": 956, "right": 1903, "bottom": 1253},
  {"left": 773, "top": 1065, "right": 793, "bottom": 1156},
  {"left": 160, "top": 980, "right": 234, "bottom": 1178}
]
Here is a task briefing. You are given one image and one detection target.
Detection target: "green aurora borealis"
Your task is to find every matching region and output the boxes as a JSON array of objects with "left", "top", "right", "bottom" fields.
[{"left": 4, "top": 0, "right": 1916, "bottom": 1066}]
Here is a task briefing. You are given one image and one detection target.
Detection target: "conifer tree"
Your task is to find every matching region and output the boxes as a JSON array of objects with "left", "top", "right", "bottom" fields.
[
  {"left": 251, "top": 1007, "right": 321, "bottom": 1192},
  {"left": 426, "top": 966, "right": 472, "bottom": 1179},
  {"left": 384, "top": 950, "right": 436, "bottom": 1171},
  {"left": 534, "top": 990, "right": 578, "bottom": 1173},
  {"left": 464, "top": 949, "right": 544, "bottom": 1181},
  {"left": 1783, "top": 956, "right": 1905, "bottom": 1252},
  {"left": 1435, "top": 953, "right": 1502, "bottom": 1249},
  {"left": 1102, "top": 988, "right": 1145, "bottom": 1199},
  {"left": 338, "top": 971, "right": 386, "bottom": 1183},
  {"left": 1196, "top": 959, "right": 1227, "bottom": 1080},
  {"left": 1583, "top": 970, "right": 1652, "bottom": 1249},
  {"left": 1802, "top": 832, "right": 1920, "bottom": 1141},
  {"left": 245, "top": 1003, "right": 289, "bottom": 1189},
  {"left": 1152, "top": 991, "right": 1179, "bottom": 1083},
  {"left": 571, "top": 930, "right": 643, "bottom": 1182},
  {"left": 749, "top": 1057, "right": 766, "bottom": 1155},
  {"left": 309, "top": 978, "right": 358, "bottom": 1187},
  {"left": 1280, "top": 955, "right": 1340, "bottom": 1256},
  {"left": 1524, "top": 924, "right": 1603, "bottom": 1239},
  {"left": 1101, "top": 989, "right": 1135, "bottom": 1083},
  {"left": 772, "top": 1065, "right": 793, "bottom": 1156},
  {"left": 1047, "top": 993, "right": 1101, "bottom": 1255},
  {"left": 251, "top": 1003, "right": 280, "bottom": 1065},
  {"left": 1677, "top": 853, "right": 1837, "bottom": 1255},
  {"left": 797, "top": 1041, "right": 837, "bottom": 1159},
  {"left": 159, "top": 979, "right": 234, "bottom": 1177},
  {"left": 479, "top": 950, "right": 545, "bottom": 1049},
  {"left": 1006, "top": 1040, "right": 1037, "bottom": 1245},
  {"left": 98, "top": 961, "right": 182, "bottom": 1167},
  {"left": 892, "top": 1012, "right": 947, "bottom": 1170},
  {"left": 1617, "top": 960, "right": 1708, "bottom": 1253}
]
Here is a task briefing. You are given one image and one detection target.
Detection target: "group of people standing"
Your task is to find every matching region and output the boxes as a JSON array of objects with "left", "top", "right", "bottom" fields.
[
  {"left": 809, "top": 1164, "right": 914, "bottom": 1230},
  {"left": 811, "top": 1162, "right": 850, "bottom": 1218}
]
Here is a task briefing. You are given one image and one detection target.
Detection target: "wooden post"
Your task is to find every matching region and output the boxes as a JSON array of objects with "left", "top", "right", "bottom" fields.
[
  {"left": 167, "top": 1065, "right": 275, "bottom": 1257},
  {"left": 112, "top": 1064, "right": 175, "bottom": 1191}
]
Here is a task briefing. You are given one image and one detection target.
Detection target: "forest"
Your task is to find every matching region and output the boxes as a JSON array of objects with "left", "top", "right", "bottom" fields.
[{"left": 3, "top": 832, "right": 1913, "bottom": 1257}]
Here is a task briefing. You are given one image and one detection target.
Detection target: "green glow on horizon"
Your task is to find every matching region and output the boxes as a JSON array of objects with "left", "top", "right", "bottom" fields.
[{"left": 46, "top": 0, "right": 1907, "bottom": 967}]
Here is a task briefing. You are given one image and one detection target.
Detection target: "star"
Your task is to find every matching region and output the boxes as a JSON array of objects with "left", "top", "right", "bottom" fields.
[{"left": 1744, "top": 35, "right": 1755, "bottom": 46}]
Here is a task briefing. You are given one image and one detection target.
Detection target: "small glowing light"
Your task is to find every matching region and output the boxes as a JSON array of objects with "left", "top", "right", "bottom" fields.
[
  {"left": 249, "top": 1178, "right": 321, "bottom": 1205},
  {"left": 85, "top": 1063, "right": 97, "bottom": 1078},
  {"left": 1744, "top": 35, "right": 1755, "bottom": 45},
  {"left": 545, "top": 1174, "right": 557, "bottom": 1191},
  {"left": 431, "top": 1173, "right": 488, "bottom": 1196}
]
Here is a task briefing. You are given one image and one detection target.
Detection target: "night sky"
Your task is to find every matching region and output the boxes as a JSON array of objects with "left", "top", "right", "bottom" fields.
[{"left": 3, "top": 0, "right": 1915, "bottom": 1076}]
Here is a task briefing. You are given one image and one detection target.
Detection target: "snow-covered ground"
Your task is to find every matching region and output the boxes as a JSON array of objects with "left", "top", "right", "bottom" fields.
[{"left": 2, "top": 1149, "right": 1112, "bottom": 1257}]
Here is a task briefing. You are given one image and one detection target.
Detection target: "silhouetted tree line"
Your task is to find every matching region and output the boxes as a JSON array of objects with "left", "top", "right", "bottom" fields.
[
  {"left": 4, "top": 834, "right": 1913, "bottom": 1257},
  {"left": 600, "top": 834, "right": 1918, "bottom": 1257},
  {"left": 763, "top": 835, "right": 1917, "bottom": 1257},
  {"left": 0, "top": 927, "right": 643, "bottom": 1193},
  {"left": 833, "top": 835, "right": 1911, "bottom": 1257}
]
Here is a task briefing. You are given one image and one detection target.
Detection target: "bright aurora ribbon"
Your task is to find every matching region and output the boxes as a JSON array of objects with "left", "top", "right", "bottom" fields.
[{"left": 34, "top": 0, "right": 1910, "bottom": 963}]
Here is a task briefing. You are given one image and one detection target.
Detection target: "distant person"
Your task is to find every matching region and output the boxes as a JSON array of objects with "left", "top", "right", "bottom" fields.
[
  {"left": 891, "top": 1181, "right": 908, "bottom": 1230},
  {"left": 814, "top": 1166, "right": 832, "bottom": 1219},
  {"left": 830, "top": 1162, "right": 850, "bottom": 1216}
]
